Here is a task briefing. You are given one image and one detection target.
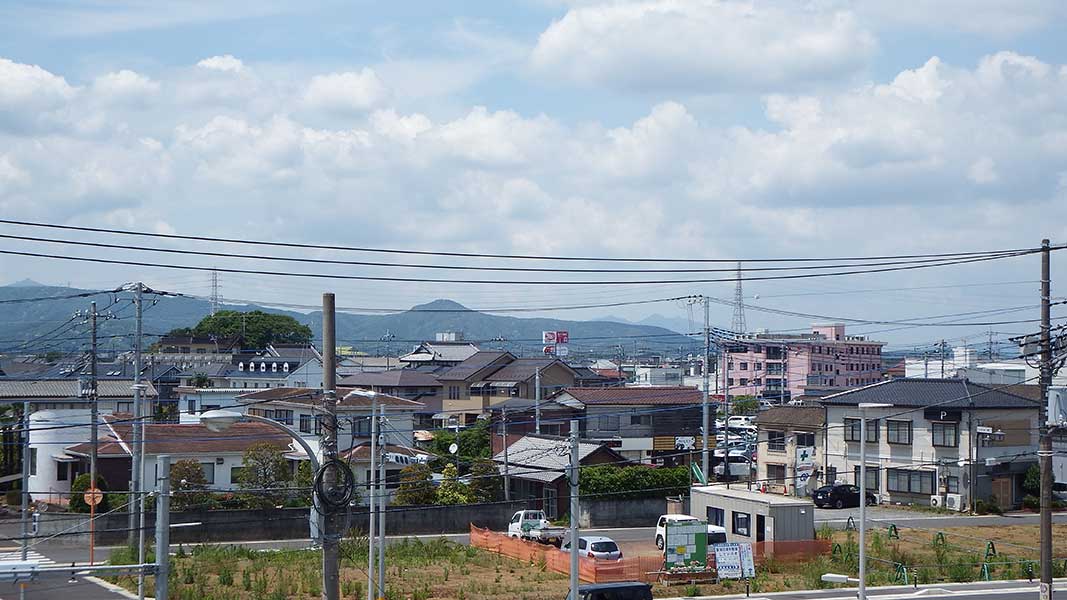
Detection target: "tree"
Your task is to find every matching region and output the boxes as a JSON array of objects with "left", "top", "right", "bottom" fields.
[
  {"left": 165, "top": 310, "right": 313, "bottom": 350},
  {"left": 467, "top": 459, "right": 502, "bottom": 503},
  {"left": 731, "top": 396, "right": 758, "bottom": 415},
  {"left": 236, "top": 442, "right": 292, "bottom": 508},
  {"left": 190, "top": 373, "right": 213, "bottom": 388},
  {"left": 427, "top": 419, "right": 491, "bottom": 472},
  {"left": 70, "top": 473, "right": 109, "bottom": 513},
  {"left": 1024, "top": 463, "right": 1041, "bottom": 497},
  {"left": 170, "top": 459, "right": 212, "bottom": 510},
  {"left": 579, "top": 465, "right": 690, "bottom": 499},
  {"left": 291, "top": 461, "right": 314, "bottom": 507},
  {"left": 435, "top": 463, "right": 473, "bottom": 505},
  {"left": 393, "top": 464, "right": 436, "bottom": 506}
]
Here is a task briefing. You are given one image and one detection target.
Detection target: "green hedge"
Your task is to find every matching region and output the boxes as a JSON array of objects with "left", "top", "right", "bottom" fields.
[{"left": 579, "top": 465, "right": 690, "bottom": 500}]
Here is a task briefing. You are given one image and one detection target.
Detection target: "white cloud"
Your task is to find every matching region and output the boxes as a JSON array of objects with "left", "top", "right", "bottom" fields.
[
  {"left": 530, "top": 0, "right": 876, "bottom": 92},
  {"left": 302, "top": 69, "right": 388, "bottom": 113},
  {"left": 91, "top": 69, "right": 160, "bottom": 104},
  {"left": 197, "top": 55, "right": 245, "bottom": 73},
  {"left": 855, "top": 0, "right": 1067, "bottom": 37},
  {"left": 0, "top": 57, "right": 77, "bottom": 133}
]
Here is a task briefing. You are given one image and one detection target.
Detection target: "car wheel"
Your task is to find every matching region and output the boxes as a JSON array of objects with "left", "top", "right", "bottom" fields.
[
  {"left": 656, "top": 535, "right": 664, "bottom": 550},
  {"left": 835, "top": 499, "right": 844, "bottom": 509}
]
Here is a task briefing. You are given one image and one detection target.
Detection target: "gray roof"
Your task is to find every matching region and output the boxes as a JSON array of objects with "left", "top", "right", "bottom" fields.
[
  {"left": 492, "top": 435, "right": 616, "bottom": 484},
  {"left": 339, "top": 369, "right": 442, "bottom": 388},
  {"left": 0, "top": 379, "right": 158, "bottom": 399},
  {"left": 819, "top": 378, "right": 1039, "bottom": 409},
  {"left": 400, "top": 342, "right": 480, "bottom": 363},
  {"left": 437, "top": 351, "right": 512, "bottom": 381},
  {"left": 754, "top": 406, "right": 825, "bottom": 428},
  {"left": 482, "top": 358, "right": 576, "bottom": 383}
]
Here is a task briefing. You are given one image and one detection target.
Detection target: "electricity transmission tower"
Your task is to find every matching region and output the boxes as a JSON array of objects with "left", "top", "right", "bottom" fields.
[{"left": 731, "top": 262, "right": 747, "bottom": 334}]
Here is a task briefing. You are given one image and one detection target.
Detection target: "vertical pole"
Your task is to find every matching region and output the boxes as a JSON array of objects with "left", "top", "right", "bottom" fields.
[
  {"left": 502, "top": 407, "right": 510, "bottom": 501},
  {"left": 89, "top": 301, "right": 98, "bottom": 564},
  {"left": 859, "top": 412, "right": 867, "bottom": 600},
  {"left": 568, "top": 419, "right": 579, "bottom": 600},
  {"left": 19, "top": 399, "right": 28, "bottom": 600},
  {"left": 701, "top": 298, "right": 710, "bottom": 484},
  {"left": 322, "top": 293, "right": 340, "bottom": 600},
  {"left": 155, "top": 455, "right": 171, "bottom": 600},
  {"left": 134, "top": 283, "right": 147, "bottom": 600},
  {"left": 535, "top": 368, "right": 542, "bottom": 435},
  {"left": 724, "top": 352, "right": 731, "bottom": 487},
  {"left": 367, "top": 395, "right": 377, "bottom": 600},
  {"left": 377, "top": 404, "right": 386, "bottom": 600},
  {"left": 1039, "top": 239, "right": 1054, "bottom": 596}
]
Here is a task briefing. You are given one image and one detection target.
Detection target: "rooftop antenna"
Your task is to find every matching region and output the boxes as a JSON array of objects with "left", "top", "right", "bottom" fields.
[{"left": 731, "top": 261, "right": 747, "bottom": 334}]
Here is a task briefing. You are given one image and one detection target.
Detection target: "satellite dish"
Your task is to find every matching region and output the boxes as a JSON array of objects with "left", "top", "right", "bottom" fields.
[
  {"left": 448, "top": 443, "right": 459, "bottom": 454},
  {"left": 753, "top": 294, "right": 760, "bottom": 300}
]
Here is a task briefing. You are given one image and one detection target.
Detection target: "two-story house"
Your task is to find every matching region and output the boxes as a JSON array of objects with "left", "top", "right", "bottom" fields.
[
  {"left": 822, "top": 378, "right": 1041, "bottom": 511},
  {"left": 436, "top": 352, "right": 578, "bottom": 424},
  {"left": 754, "top": 406, "right": 825, "bottom": 496},
  {"left": 340, "top": 369, "right": 443, "bottom": 428}
]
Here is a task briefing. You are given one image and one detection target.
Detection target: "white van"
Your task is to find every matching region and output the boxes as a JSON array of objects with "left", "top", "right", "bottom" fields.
[{"left": 654, "top": 514, "right": 728, "bottom": 550}]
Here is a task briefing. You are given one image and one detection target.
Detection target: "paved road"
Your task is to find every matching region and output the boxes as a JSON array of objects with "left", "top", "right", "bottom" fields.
[
  {"left": 662, "top": 579, "right": 1067, "bottom": 600},
  {"left": 815, "top": 506, "right": 1067, "bottom": 529},
  {"left": 1, "top": 577, "right": 133, "bottom": 600}
]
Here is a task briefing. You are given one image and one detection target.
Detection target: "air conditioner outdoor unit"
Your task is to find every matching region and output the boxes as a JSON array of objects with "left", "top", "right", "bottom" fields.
[
  {"left": 929, "top": 495, "right": 941, "bottom": 508},
  {"left": 944, "top": 494, "right": 964, "bottom": 512}
]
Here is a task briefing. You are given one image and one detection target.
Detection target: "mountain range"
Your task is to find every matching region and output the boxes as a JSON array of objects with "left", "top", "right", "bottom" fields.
[{"left": 0, "top": 283, "right": 697, "bottom": 359}]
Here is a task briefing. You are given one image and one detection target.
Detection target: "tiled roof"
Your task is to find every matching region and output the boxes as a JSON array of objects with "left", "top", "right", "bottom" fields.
[
  {"left": 555, "top": 386, "right": 706, "bottom": 405},
  {"left": 482, "top": 358, "right": 574, "bottom": 382},
  {"left": 754, "top": 406, "right": 825, "bottom": 428},
  {"left": 339, "top": 443, "right": 434, "bottom": 462},
  {"left": 401, "top": 342, "right": 480, "bottom": 363},
  {"left": 819, "top": 378, "right": 1040, "bottom": 409},
  {"left": 436, "top": 351, "right": 512, "bottom": 381},
  {"left": 339, "top": 370, "right": 442, "bottom": 388},
  {"left": 0, "top": 379, "right": 158, "bottom": 399},
  {"left": 492, "top": 435, "right": 619, "bottom": 482},
  {"left": 65, "top": 419, "right": 287, "bottom": 457},
  {"left": 235, "top": 387, "right": 425, "bottom": 410}
]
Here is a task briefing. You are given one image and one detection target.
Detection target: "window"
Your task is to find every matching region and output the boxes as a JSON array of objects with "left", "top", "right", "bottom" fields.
[
  {"left": 230, "top": 466, "right": 245, "bottom": 484},
  {"left": 630, "top": 414, "right": 652, "bottom": 426},
  {"left": 739, "top": 378, "right": 748, "bottom": 386},
  {"left": 767, "top": 464, "right": 786, "bottom": 484},
  {"left": 448, "top": 386, "right": 459, "bottom": 400},
  {"left": 932, "top": 422, "right": 959, "bottom": 447},
  {"left": 706, "top": 507, "right": 725, "bottom": 527},
  {"left": 753, "top": 378, "right": 762, "bottom": 385},
  {"left": 946, "top": 476, "right": 960, "bottom": 494},
  {"left": 844, "top": 418, "right": 878, "bottom": 442},
  {"left": 740, "top": 362, "right": 748, "bottom": 370},
  {"left": 727, "top": 378, "right": 734, "bottom": 386},
  {"left": 117, "top": 402, "right": 133, "bottom": 413},
  {"left": 200, "top": 462, "right": 215, "bottom": 485},
  {"left": 795, "top": 432, "right": 816, "bottom": 447},
  {"left": 732, "top": 511, "right": 751, "bottom": 536},
  {"left": 853, "top": 465, "right": 879, "bottom": 491},
  {"left": 886, "top": 420, "right": 913, "bottom": 445},
  {"left": 768, "top": 430, "right": 786, "bottom": 452},
  {"left": 755, "top": 362, "right": 763, "bottom": 371},
  {"left": 272, "top": 409, "right": 294, "bottom": 426},
  {"left": 598, "top": 415, "right": 620, "bottom": 431},
  {"left": 187, "top": 399, "right": 197, "bottom": 414},
  {"left": 57, "top": 462, "right": 68, "bottom": 481},
  {"left": 30, "top": 448, "right": 36, "bottom": 476},
  {"left": 826, "top": 466, "right": 838, "bottom": 485},
  {"left": 887, "top": 468, "right": 934, "bottom": 494},
  {"left": 541, "top": 423, "right": 563, "bottom": 436},
  {"left": 299, "top": 414, "right": 313, "bottom": 434},
  {"left": 353, "top": 417, "right": 371, "bottom": 438}
]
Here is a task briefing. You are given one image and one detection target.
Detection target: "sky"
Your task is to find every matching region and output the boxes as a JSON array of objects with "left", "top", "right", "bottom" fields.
[{"left": 0, "top": 0, "right": 1066, "bottom": 353}]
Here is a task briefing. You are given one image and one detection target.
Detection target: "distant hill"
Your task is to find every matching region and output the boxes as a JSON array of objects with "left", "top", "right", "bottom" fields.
[{"left": 0, "top": 285, "right": 697, "bottom": 359}]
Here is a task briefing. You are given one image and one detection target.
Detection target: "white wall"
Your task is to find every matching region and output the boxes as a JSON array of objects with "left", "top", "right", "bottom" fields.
[
  {"left": 28, "top": 409, "right": 95, "bottom": 504},
  {"left": 142, "top": 453, "right": 246, "bottom": 492}
]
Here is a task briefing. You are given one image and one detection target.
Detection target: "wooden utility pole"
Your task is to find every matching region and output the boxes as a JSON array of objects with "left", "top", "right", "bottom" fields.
[
  {"left": 1039, "top": 239, "right": 1054, "bottom": 599},
  {"left": 321, "top": 293, "right": 339, "bottom": 600}
]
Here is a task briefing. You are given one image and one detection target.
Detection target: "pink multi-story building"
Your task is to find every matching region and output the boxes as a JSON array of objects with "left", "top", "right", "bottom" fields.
[{"left": 723, "top": 323, "right": 885, "bottom": 401}]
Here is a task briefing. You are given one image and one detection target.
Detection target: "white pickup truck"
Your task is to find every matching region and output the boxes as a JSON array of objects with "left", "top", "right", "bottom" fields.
[{"left": 507, "top": 510, "right": 568, "bottom": 546}]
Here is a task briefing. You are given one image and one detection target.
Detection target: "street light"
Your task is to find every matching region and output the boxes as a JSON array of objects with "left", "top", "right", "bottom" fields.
[
  {"left": 821, "top": 573, "right": 859, "bottom": 584},
  {"left": 198, "top": 409, "right": 322, "bottom": 542},
  {"left": 857, "top": 402, "right": 891, "bottom": 600}
]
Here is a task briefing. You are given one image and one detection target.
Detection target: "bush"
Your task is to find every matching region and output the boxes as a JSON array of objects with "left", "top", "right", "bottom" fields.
[
  {"left": 5, "top": 489, "right": 21, "bottom": 506},
  {"left": 1023, "top": 495, "right": 1040, "bottom": 511},
  {"left": 69, "top": 473, "right": 109, "bottom": 513},
  {"left": 394, "top": 464, "right": 436, "bottom": 506},
  {"left": 170, "top": 459, "right": 212, "bottom": 511},
  {"left": 579, "top": 465, "right": 690, "bottom": 499}
]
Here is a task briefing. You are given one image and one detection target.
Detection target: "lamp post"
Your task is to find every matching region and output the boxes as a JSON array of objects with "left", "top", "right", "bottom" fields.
[
  {"left": 857, "top": 402, "right": 891, "bottom": 600},
  {"left": 199, "top": 409, "right": 323, "bottom": 542}
]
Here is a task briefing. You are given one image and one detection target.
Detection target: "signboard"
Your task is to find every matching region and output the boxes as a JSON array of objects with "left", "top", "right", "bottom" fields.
[
  {"left": 674, "top": 436, "right": 696, "bottom": 451},
  {"left": 84, "top": 487, "right": 103, "bottom": 507},
  {"left": 1049, "top": 387, "right": 1067, "bottom": 426},
  {"left": 796, "top": 446, "right": 815, "bottom": 466},
  {"left": 796, "top": 464, "right": 815, "bottom": 488},
  {"left": 555, "top": 345, "right": 569, "bottom": 357},
  {"left": 712, "top": 542, "right": 756, "bottom": 579},
  {"left": 664, "top": 520, "right": 708, "bottom": 568},
  {"left": 923, "top": 408, "right": 962, "bottom": 422},
  {"left": 542, "top": 331, "right": 568, "bottom": 344}
]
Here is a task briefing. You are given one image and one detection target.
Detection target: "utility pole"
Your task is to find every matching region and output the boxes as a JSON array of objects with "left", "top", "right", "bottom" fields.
[
  {"left": 321, "top": 293, "right": 340, "bottom": 600},
  {"left": 939, "top": 339, "right": 947, "bottom": 378},
  {"left": 89, "top": 301, "right": 99, "bottom": 564},
  {"left": 377, "top": 404, "right": 386, "bottom": 600},
  {"left": 133, "top": 282, "right": 147, "bottom": 600},
  {"left": 568, "top": 419, "right": 580, "bottom": 600},
  {"left": 19, "top": 399, "right": 29, "bottom": 600},
  {"left": 154, "top": 455, "right": 171, "bottom": 600},
  {"left": 1039, "top": 239, "right": 1054, "bottom": 599},
  {"left": 366, "top": 394, "right": 377, "bottom": 600},
  {"left": 535, "top": 368, "right": 542, "bottom": 435},
  {"left": 701, "top": 297, "right": 711, "bottom": 484},
  {"left": 502, "top": 407, "right": 510, "bottom": 501},
  {"left": 724, "top": 351, "right": 731, "bottom": 488}
]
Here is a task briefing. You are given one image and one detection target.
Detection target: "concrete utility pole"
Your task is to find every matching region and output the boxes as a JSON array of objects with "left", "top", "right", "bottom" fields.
[
  {"left": 133, "top": 283, "right": 147, "bottom": 600},
  {"left": 89, "top": 301, "right": 99, "bottom": 565},
  {"left": 568, "top": 419, "right": 580, "bottom": 600},
  {"left": 535, "top": 368, "right": 542, "bottom": 435},
  {"left": 701, "top": 297, "right": 711, "bottom": 484},
  {"left": 20, "top": 399, "right": 29, "bottom": 600},
  {"left": 724, "top": 352, "right": 731, "bottom": 488},
  {"left": 502, "top": 407, "right": 510, "bottom": 501},
  {"left": 1039, "top": 239, "right": 1054, "bottom": 599},
  {"left": 321, "top": 293, "right": 340, "bottom": 600},
  {"left": 377, "top": 404, "right": 386, "bottom": 600},
  {"left": 367, "top": 393, "right": 377, "bottom": 600},
  {"left": 154, "top": 455, "right": 171, "bottom": 600}
]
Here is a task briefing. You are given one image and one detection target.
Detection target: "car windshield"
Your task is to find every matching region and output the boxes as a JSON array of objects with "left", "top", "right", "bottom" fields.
[
  {"left": 709, "top": 532, "right": 727, "bottom": 544},
  {"left": 590, "top": 541, "right": 618, "bottom": 553}
]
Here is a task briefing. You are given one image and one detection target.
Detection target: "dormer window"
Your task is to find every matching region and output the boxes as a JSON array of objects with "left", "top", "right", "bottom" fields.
[
  {"left": 238, "top": 362, "right": 244, "bottom": 371},
  {"left": 260, "top": 363, "right": 267, "bottom": 372},
  {"left": 283, "top": 363, "right": 290, "bottom": 372},
  {"left": 272, "top": 363, "right": 278, "bottom": 372}
]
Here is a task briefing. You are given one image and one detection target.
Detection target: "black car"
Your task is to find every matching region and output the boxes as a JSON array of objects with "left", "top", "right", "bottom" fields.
[{"left": 813, "top": 484, "right": 878, "bottom": 508}]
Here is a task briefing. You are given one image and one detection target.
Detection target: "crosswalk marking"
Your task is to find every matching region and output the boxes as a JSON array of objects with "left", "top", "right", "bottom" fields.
[{"left": 0, "top": 550, "right": 56, "bottom": 566}]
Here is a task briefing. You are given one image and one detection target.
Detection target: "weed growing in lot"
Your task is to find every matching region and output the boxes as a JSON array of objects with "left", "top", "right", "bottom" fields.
[
  {"left": 217, "top": 565, "right": 234, "bottom": 586},
  {"left": 947, "top": 558, "right": 977, "bottom": 583},
  {"left": 683, "top": 584, "right": 702, "bottom": 596}
]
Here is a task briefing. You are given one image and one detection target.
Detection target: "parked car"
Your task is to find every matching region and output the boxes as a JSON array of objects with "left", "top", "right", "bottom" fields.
[
  {"left": 727, "top": 415, "right": 754, "bottom": 427},
  {"left": 507, "top": 510, "right": 567, "bottom": 545},
  {"left": 714, "top": 455, "right": 752, "bottom": 478},
  {"left": 566, "top": 582, "right": 652, "bottom": 600},
  {"left": 655, "top": 514, "right": 726, "bottom": 550},
  {"left": 813, "top": 484, "right": 878, "bottom": 509},
  {"left": 560, "top": 536, "right": 622, "bottom": 560}
]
